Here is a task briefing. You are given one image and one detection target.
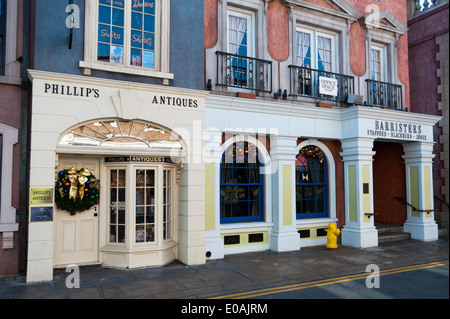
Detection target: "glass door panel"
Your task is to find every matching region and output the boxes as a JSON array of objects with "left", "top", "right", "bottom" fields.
[{"left": 135, "top": 169, "right": 155, "bottom": 243}]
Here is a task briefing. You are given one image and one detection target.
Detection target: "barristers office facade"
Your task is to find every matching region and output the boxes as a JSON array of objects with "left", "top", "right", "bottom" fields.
[
  {"left": 203, "top": 94, "right": 442, "bottom": 260},
  {"left": 26, "top": 70, "right": 208, "bottom": 282}
]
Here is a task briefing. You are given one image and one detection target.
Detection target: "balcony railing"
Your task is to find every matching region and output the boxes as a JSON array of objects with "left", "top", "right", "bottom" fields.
[
  {"left": 216, "top": 51, "right": 272, "bottom": 93},
  {"left": 288, "top": 65, "right": 355, "bottom": 105},
  {"left": 366, "top": 79, "right": 404, "bottom": 110}
]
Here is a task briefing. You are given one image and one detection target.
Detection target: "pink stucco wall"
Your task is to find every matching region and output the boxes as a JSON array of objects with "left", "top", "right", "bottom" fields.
[{"left": 267, "top": 0, "right": 289, "bottom": 62}]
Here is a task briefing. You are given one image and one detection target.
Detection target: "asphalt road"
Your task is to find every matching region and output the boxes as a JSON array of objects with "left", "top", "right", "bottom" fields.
[{"left": 211, "top": 261, "right": 449, "bottom": 299}]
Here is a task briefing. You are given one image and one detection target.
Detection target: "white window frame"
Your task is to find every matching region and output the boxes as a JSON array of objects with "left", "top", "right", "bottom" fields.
[
  {"left": 370, "top": 44, "right": 388, "bottom": 82},
  {"left": 0, "top": 123, "right": 19, "bottom": 249},
  {"left": 226, "top": 7, "right": 255, "bottom": 58},
  {"left": 295, "top": 25, "right": 339, "bottom": 73},
  {"left": 80, "top": 0, "right": 173, "bottom": 84},
  {"left": 0, "top": 0, "right": 20, "bottom": 85},
  {"left": 104, "top": 163, "right": 176, "bottom": 250}
]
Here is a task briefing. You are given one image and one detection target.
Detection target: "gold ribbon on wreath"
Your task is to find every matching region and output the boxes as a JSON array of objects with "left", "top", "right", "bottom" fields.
[{"left": 67, "top": 167, "right": 92, "bottom": 200}]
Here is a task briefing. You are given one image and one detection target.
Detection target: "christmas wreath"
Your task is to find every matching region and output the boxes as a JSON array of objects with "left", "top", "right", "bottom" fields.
[{"left": 55, "top": 167, "right": 100, "bottom": 215}]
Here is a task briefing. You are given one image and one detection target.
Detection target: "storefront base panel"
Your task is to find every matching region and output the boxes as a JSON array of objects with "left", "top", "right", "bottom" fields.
[
  {"left": 297, "top": 226, "right": 328, "bottom": 248},
  {"left": 341, "top": 226, "right": 378, "bottom": 248},
  {"left": 101, "top": 244, "right": 177, "bottom": 269},
  {"left": 270, "top": 231, "right": 301, "bottom": 252},
  {"left": 404, "top": 220, "right": 439, "bottom": 241}
]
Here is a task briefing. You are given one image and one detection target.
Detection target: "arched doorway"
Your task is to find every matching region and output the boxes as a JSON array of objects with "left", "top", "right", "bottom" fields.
[{"left": 54, "top": 119, "right": 184, "bottom": 269}]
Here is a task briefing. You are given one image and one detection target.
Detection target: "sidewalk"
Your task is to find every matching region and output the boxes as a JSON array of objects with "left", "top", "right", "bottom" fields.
[{"left": 0, "top": 238, "right": 448, "bottom": 299}]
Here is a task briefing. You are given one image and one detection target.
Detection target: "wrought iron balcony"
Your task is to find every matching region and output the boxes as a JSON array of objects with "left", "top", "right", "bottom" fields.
[
  {"left": 366, "top": 79, "right": 404, "bottom": 110},
  {"left": 288, "top": 65, "right": 355, "bottom": 105},
  {"left": 216, "top": 51, "right": 272, "bottom": 93}
]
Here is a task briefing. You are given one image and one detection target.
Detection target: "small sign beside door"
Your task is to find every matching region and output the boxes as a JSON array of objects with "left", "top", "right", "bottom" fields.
[
  {"left": 30, "top": 188, "right": 53, "bottom": 204},
  {"left": 30, "top": 206, "right": 53, "bottom": 222}
]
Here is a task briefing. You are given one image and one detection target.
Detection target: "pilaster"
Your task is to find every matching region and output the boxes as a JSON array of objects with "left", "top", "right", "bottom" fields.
[
  {"left": 402, "top": 142, "right": 439, "bottom": 241},
  {"left": 340, "top": 137, "right": 378, "bottom": 248},
  {"left": 269, "top": 136, "right": 301, "bottom": 252}
]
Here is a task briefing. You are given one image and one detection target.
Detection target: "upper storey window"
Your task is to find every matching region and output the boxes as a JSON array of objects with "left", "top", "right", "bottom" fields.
[
  {"left": 227, "top": 9, "right": 254, "bottom": 58},
  {"left": 81, "top": 0, "right": 173, "bottom": 83},
  {"left": 295, "top": 27, "right": 336, "bottom": 73}
]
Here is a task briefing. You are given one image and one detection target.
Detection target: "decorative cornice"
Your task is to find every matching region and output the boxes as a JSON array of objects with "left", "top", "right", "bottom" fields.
[
  {"left": 359, "top": 10, "right": 408, "bottom": 36},
  {"left": 284, "top": 0, "right": 362, "bottom": 22}
]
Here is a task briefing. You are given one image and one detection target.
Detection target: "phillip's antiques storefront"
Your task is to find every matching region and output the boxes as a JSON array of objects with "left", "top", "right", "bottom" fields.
[{"left": 26, "top": 70, "right": 208, "bottom": 283}]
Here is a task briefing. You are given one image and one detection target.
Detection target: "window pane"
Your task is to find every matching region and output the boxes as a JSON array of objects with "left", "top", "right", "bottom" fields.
[
  {"left": 111, "top": 26, "right": 124, "bottom": 45},
  {"left": 110, "top": 169, "right": 126, "bottom": 243},
  {"left": 131, "top": 48, "right": 142, "bottom": 66},
  {"left": 220, "top": 142, "right": 264, "bottom": 223},
  {"left": 296, "top": 146, "right": 328, "bottom": 219},
  {"left": 132, "top": 12, "right": 143, "bottom": 30},
  {"left": 131, "top": 30, "right": 143, "bottom": 49},
  {"left": 98, "top": 2, "right": 124, "bottom": 64},
  {"left": 99, "top": 5, "right": 111, "bottom": 24},
  {"left": 142, "top": 50, "right": 154, "bottom": 68},
  {"left": 112, "top": 8, "right": 124, "bottom": 26}
]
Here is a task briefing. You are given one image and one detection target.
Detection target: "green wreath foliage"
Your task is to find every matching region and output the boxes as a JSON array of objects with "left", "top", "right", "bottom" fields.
[{"left": 55, "top": 168, "right": 100, "bottom": 215}]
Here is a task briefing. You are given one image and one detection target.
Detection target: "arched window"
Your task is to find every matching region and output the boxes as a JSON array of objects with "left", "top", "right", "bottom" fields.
[
  {"left": 220, "top": 141, "right": 264, "bottom": 223},
  {"left": 296, "top": 145, "right": 328, "bottom": 219}
]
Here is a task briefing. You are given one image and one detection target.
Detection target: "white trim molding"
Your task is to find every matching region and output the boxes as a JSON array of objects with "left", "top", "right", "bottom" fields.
[{"left": 0, "top": 123, "right": 19, "bottom": 249}]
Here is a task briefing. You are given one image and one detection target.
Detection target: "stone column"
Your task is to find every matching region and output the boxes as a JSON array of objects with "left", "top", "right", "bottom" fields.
[
  {"left": 340, "top": 138, "right": 378, "bottom": 248},
  {"left": 270, "top": 136, "right": 301, "bottom": 252},
  {"left": 402, "top": 142, "right": 439, "bottom": 241}
]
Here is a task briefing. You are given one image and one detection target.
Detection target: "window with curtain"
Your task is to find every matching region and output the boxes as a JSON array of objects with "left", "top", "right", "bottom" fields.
[
  {"left": 220, "top": 141, "right": 264, "bottom": 224},
  {"left": 227, "top": 8, "right": 254, "bottom": 88},
  {"left": 296, "top": 27, "right": 335, "bottom": 72},
  {"left": 370, "top": 46, "right": 383, "bottom": 81},
  {"left": 295, "top": 146, "right": 328, "bottom": 219}
]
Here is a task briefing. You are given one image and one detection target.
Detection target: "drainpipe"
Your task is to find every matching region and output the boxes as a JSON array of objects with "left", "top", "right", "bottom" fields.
[{"left": 18, "top": 0, "right": 31, "bottom": 275}]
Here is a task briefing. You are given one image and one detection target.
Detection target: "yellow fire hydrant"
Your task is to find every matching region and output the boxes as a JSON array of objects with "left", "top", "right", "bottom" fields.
[{"left": 325, "top": 223, "right": 340, "bottom": 249}]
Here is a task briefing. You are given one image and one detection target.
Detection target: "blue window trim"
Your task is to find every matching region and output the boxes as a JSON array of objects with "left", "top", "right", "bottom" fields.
[
  {"left": 220, "top": 142, "right": 264, "bottom": 224},
  {"left": 296, "top": 150, "right": 329, "bottom": 219}
]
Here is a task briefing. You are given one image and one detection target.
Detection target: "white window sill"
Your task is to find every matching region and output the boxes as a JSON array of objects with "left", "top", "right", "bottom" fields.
[
  {"left": 0, "top": 75, "right": 22, "bottom": 86},
  {"left": 79, "top": 60, "right": 174, "bottom": 84}
]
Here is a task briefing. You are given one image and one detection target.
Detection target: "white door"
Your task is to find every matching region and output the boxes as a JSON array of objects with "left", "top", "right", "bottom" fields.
[{"left": 55, "top": 157, "right": 100, "bottom": 267}]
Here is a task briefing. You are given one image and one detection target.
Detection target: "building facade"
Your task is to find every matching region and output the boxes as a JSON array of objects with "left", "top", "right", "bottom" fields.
[
  {"left": 0, "top": 0, "right": 24, "bottom": 277},
  {"left": 25, "top": 0, "right": 208, "bottom": 283},
  {"left": 21, "top": 0, "right": 443, "bottom": 283},
  {"left": 407, "top": 0, "right": 449, "bottom": 236},
  {"left": 203, "top": 0, "right": 442, "bottom": 260}
]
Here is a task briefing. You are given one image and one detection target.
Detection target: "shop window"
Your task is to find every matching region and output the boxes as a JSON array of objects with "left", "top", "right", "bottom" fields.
[
  {"left": 107, "top": 166, "right": 174, "bottom": 246},
  {"left": 295, "top": 146, "right": 328, "bottom": 219},
  {"left": 109, "top": 169, "right": 126, "bottom": 243},
  {"left": 81, "top": 0, "right": 172, "bottom": 81},
  {"left": 220, "top": 141, "right": 264, "bottom": 224}
]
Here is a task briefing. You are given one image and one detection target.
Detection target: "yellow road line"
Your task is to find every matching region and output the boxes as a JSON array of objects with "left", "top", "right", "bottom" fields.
[{"left": 209, "top": 260, "right": 449, "bottom": 299}]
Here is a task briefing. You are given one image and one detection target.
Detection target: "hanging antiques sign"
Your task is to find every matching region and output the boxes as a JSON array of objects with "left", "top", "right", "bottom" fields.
[
  {"left": 319, "top": 76, "right": 338, "bottom": 97},
  {"left": 105, "top": 156, "right": 174, "bottom": 163}
]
